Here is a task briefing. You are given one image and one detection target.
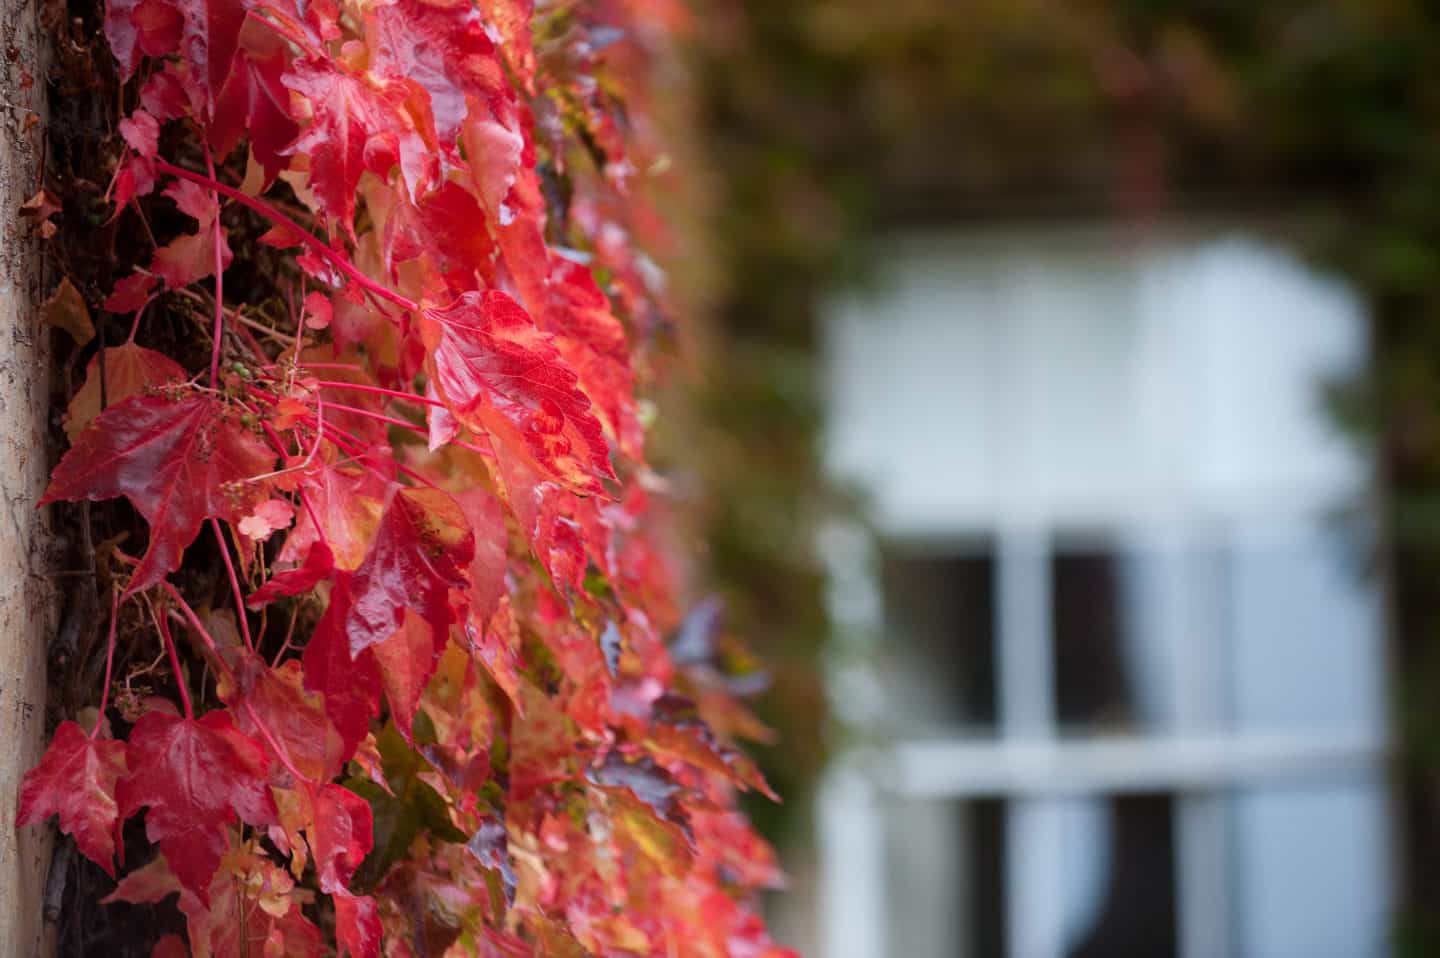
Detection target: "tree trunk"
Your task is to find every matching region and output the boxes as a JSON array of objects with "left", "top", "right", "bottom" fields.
[{"left": 0, "top": 1, "right": 56, "bottom": 954}]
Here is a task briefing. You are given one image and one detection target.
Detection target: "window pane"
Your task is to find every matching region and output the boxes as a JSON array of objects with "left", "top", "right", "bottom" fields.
[
  {"left": 1061, "top": 794, "right": 1178, "bottom": 958},
  {"left": 880, "top": 548, "right": 997, "bottom": 731},
  {"left": 1231, "top": 779, "right": 1390, "bottom": 958},
  {"left": 1223, "top": 517, "right": 1384, "bottom": 735},
  {"left": 1052, "top": 546, "right": 1139, "bottom": 730},
  {"left": 1050, "top": 538, "right": 1192, "bottom": 733},
  {"left": 884, "top": 797, "right": 1006, "bottom": 958}
]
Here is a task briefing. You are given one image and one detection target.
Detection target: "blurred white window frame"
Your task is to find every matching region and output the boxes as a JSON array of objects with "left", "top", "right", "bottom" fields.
[{"left": 816, "top": 222, "right": 1393, "bottom": 958}]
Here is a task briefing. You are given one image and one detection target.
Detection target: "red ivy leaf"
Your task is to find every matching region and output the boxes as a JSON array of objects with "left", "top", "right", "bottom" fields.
[
  {"left": 41, "top": 394, "right": 276, "bottom": 593},
  {"left": 487, "top": 433, "right": 590, "bottom": 593},
  {"left": 150, "top": 179, "right": 232, "bottom": 289},
  {"left": 477, "top": 0, "right": 536, "bottom": 93},
  {"left": 102, "top": 272, "right": 159, "bottom": 313},
  {"left": 345, "top": 486, "right": 473, "bottom": 658},
  {"left": 220, "top": 652, "right": 346, "bottom": 782},
  {"left": 281, "top": 58, "right": 431, "bottom": 236},
  {"left": 119, "top": 109, "right": 160, "bottom": 158},
  {"left": 466, "top": 596, "right": 524, "bottom": 711},
  {"left": 370, "top": 611, "right": 441, "bottom": 743},
  {"left": 247, "top": 540, "right": 334, "bottom": 609},
  {"left": 303, "top": 575, "right": 383, "bottom": 760},
  {"left": 173, "top": 0, "right": 246, "bottom": 116},
  {"left": 151, "top": 934, "right": 189, "bottom": 958},
  {"left": 383, "top": 181, "right": 497, "bottom": 300},
  {"left": 117, "top": 709, "right": 278, "bottom": 897},
  {"left": 278, "top": 455, "right": 386, "bottom": 572},
  {"left": 546, "top": 257, "right": 642, "bottom": 460},
  {"left": 16, "top": 721, "right": 127, "bottom": 876},
  {"left": 105, "top": 0, "right": 182, "bottom": 81},
  {"left": 310, "top": 783, "right": 373, "bottom": 893},
  {"left": 139, "top": 62, "right": 197, "bottom": 120},
  {"left": 112, "top": 152, "right": 158, "bottom": 211},
  {"left": 63, "top": 341, "right": 187, "bottom": 441},
  {"left": 363, "top": 0, "right": 507, "bottom": 147},
  {"left": 334, "top": 889, "right": 383, "bottom": 958},
  {"left": 209, "top": 20, "right": 300, "bottom": 186},
  {"left": 424, "top": 290, "right": 613, "bottom": 496}
]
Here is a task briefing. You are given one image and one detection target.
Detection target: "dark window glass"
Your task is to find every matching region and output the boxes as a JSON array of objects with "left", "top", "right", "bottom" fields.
[
  {"left": 881, "top": 548, "right": 997, "bottom": 730},
  {"left": 883, "top": 798, "right": 1006, "bottom": 958},
  {"left": 1052, "top": 548, "right": 1139, "bottom": 729},
  {"left": 1064, "top": 794, "right": 1178, "bottom": 958}
]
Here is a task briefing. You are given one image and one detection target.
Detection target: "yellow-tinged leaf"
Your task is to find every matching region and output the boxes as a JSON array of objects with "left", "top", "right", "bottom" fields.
[{"left": 42, "top": 278, "right": 94, "bottom": 346}]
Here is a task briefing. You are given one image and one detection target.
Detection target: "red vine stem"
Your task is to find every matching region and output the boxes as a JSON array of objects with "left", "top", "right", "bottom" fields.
[
  {"left": 242, "top": 389, "right": 326, "bottom": 483},
  {"left": 160, "top": 581, "right": 312, "bottom": 785},
  {"left": 270, "top": 361, "right": 365, "bottom": 372},
  {"left": 204, "top": 146, "right": 225, "bottom": 388},
  {"left": 250, "top": 8, "right": 327, "bottom": 61},
  {"left": 309, "top": 380, "right": 448, "bottom": 408},
  {"left": 318, "top": 420, "right": 438, "bottom": 488},
  {"left": 324, "top": 399, "right": 496, "bottom": 459},
  {"left": 91, "top": 589, "right": 122, "bottom": 740},
  {"left": 127, "top": 303, "right": 147, "bottom": 343},
  {"left": 153, "top": 159, "right": 418, "bottom": 314},
  {"left": 210, "top": 517, "right": 255, "bottom": 652},
  {"left": 241, "top": 700, "right": 313, "bottom": 787},
  {"left": 322, "top": 400, "right": 426, "bottom": 434},
  {"left": 153, "top": 601, "right": 195, "bottom": 720}
]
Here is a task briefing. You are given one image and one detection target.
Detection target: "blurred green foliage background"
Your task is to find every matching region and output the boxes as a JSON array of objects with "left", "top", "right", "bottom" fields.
[{"left": 691, "top": 0, "right": 1440, "bottom": 948}]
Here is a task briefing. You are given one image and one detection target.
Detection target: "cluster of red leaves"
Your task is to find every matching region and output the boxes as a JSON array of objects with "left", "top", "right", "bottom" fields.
[{"left": 18, "top": 1, "right": 794, "bottom": 955}]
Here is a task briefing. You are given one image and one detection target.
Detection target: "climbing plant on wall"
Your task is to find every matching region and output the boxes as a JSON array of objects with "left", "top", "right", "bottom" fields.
[{"left": 18, "top": 1, "right": 793, "bottom": 955}]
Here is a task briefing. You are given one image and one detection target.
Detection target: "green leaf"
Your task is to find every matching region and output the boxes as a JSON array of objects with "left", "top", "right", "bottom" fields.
[{"left": 346, "top": 723, "right": 465, "bottom": 887}]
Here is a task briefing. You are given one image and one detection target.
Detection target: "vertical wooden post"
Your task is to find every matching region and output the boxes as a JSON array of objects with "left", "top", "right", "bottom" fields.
[{"left": 0, "top": 1, "right": 55, "bottom": 955}]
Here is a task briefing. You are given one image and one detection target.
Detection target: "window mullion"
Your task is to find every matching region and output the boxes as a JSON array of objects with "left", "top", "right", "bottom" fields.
[{"left": 1000, "top": 525, "right": 1064, "bottom": 958}]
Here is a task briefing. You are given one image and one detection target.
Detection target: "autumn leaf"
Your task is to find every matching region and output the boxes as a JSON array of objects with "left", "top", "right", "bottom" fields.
[
  {"left": 477, "top": 0, "right": 536, "bottom": 93},
  {"left": 42, "top": 277, "right": 95, "bottom": 347},
  {"left": 454, "top": 485, "right": 508, "bottom": 626},
  {"left": 382, "top": 181, "right": 497, "bottom": 299},
  {"left": 277, "top": 454, "right": 386, "bottom": 572},
  {"left": 105, "top": 0, "right": 182, "bottom": 81},
  {"left": 465, "top": 810, "right": 517, "bottom": 907},
  {"left": 423, "top": 290, "right": 614, "bottom": 496},
  {"left": 281, "top": 57, "right": 432, "bottom": 235},
  {"left": 246, "top": 540, "right": 334, "bottom": 608},
  {"left": 417, "top": 640, "right": 496, "bottom": 792},
  {"left": 370, "top": 610, "right": 441, "bottom": 743},
  {"left": 465, "top": 596, "right": 525, "bottom": 710},
  {"left": 150, "top": 934, "right": 189, "bottom": 958},
  {"left": 219, "top": 652, "right": 346, "bottom": 782},
  {"left": 545, "top": 257, "right": 642, "bottom": 460},
  {"left": 42, "top": 394, "right": 275, "bottom": 592},
  {"left": 362, "top": 0, "right": 508, "bottom": 147},
  {"left": 487, "top": 443, "right": 589, "bottom": 593},
  {"left": 345, "top": 486, "right": 473, "bottom": 658},
  {"left": 209, "top": 19, "right": 299, "bottom": 186},
  {"left": 139, "top": 62, "right": 197, "bottom": 120},
  {"left": 102, "top": 272, "right": 158, "bottom": 314},
  {"left": 101, "top": 852, "right": 186, "bottom": 907},
  {"left": 117, "top": 708, "right": 278, "bottom": 897},
  {"left": 16, "top": 721, "right": 127, "bottom": 875},
  {"left": 645, "top": 698, "right": 779, "bottom": 801},
  {"left": 334, "top": 889, "right": 383, "bottom": 958},
  {"left": 172, "top": 0, "right": 246, "bottom": 115},
  {"left": 303, "top": 576, "right": 383, "bottom": 761},
  {"left": 310, "top": 783, "right": 374, "bottom": 893},
  {"left": 63, "top": 342, "right": 187, "bottom": 441},
  {"left": 344, "top": 723, "right": 465, "bottom": 888},
  {"left": 150, "top": 179, "right": 232, "bottom": 289},
  {"left": 119, "top": 109, "right": 160, "bottom": 158}
]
